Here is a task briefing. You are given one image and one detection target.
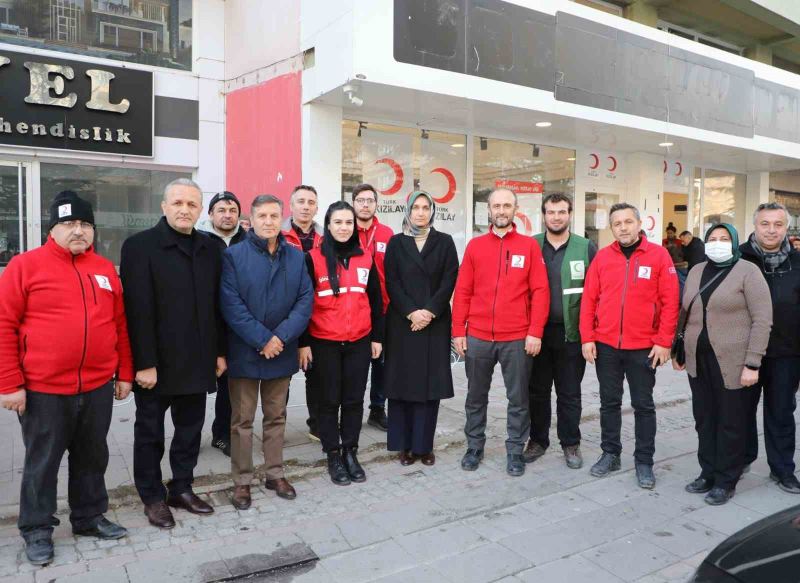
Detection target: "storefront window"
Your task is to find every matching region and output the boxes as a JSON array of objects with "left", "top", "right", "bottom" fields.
[
  {"left": 585, "top": 192, "right": 619, "bottom": 248},
  {"left": 40, "top": 163, "right": 190, "bottom": 265},
  {"left": 342, "top": 120, "right": 468, "bottom": 254},
  {"left": 770, "top": 170, "right": 800, "bottom": 237},
  {"left": 0, "top": 1, "right": 192, "bottom": 71},
  {"left": 700, "top": 170, "right": 746, "bottom": 234},
  {"left": 0, "top": 162, "right": 25, "bottom": 265},
  {"left": 472, "top": 137, "right": 575, "bottom": 236}
]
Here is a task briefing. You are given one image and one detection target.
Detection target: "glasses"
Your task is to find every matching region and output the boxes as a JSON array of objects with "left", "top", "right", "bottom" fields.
[
  {"left": 59, "top": 220, "right": 94, "bottom": 230},
  {"left": 353, "top": 198, "right": 376, "bottom": 206}
]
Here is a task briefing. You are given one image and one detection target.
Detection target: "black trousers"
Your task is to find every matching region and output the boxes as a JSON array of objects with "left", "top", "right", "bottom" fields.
[
  {"left": 529, "top": 323, "right": 584, "bottom": 449},
  {"left": 387, "top": 399, "right": 440, "bottom": 455},
  {"left": 690, "top": 347, "right": 759, "bottom": 490},
  {"left": 133, "top": 391, "right": 206, "bottom": 505},
  {"left": 306, "top": 373, "right": 319, "bottom": 431},
  {"left": 310, "top": 335, "right": 372, "bottom": 453},
  {"left": 369, "top": 355, "right": 386, "bottom": 411},
  {"left": 596, "top": 342, "right": 657, "bottom": 465},
  {"left": 745, "top": 356, "right": 800, "bottom": 478},
  {"left": 18, "top": 383, "right": 113, "bottom": 539},
  {"left": 211, "top": 372, "right": 231, "bottom": 442}
]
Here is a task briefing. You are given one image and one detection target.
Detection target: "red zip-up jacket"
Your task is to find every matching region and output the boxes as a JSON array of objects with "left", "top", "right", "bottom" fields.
[
  {"left": 357, "top": 216, "right": 393, "bottom": 313},
  {"left": 282, "top": 218, "right": 322, "bottom": 252},
  {"left": 0, "top": 237, "right": 134, "bottom": 395},
  {"left": 452, "top": 225, "right": 550, "bottom": 341},
  {"left": 579, "top": 237, "right": 679, "bottom": 350}
]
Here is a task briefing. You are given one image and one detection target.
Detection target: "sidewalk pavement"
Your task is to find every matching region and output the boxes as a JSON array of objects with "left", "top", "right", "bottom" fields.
[{"left": 0, "top": 363, "right": 798, "bottom": 582}]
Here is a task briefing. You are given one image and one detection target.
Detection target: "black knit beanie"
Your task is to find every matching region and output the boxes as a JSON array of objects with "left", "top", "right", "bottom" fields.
[{"left": 48, "top": 191, "right": 95, "bottom": 230}]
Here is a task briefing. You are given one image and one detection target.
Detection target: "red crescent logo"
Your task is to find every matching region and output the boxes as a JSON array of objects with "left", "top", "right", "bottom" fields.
[
  {"left": 589, "top": 154, "right": 600, "bottom": 170},
  {"left": 515, "top": 212, "right": 533, "bottom": 235},
  {"left": 645, "top": 215, "right": 656, "bottom": 231},
  {"left": 374, "top": 158, "right": 404, "bottom": 196},
  {"left": 429, "top": 167, "right": 456, "bottom": 204},
  {"left": 608, "top": 156, "right": 617, "bottom": 172},
  {"left": 663, "top": 160, "right": 668, "bottom": 173},
  {"left": 675, "top": 162, "right": 683, "bottom": 176}
]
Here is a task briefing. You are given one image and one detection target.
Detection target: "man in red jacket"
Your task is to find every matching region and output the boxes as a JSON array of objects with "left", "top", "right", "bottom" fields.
[
  {"left": 452, "top": 188, "right": 550, "bottom": 477},
  {"left": 0, "top": 191, "right": 134, "bottom": 566},
  {"left": 352, "top": 183, "right": 394, "bottom": 431},
  {"left": 580, "top": 203, "right": 679, "bottom": 489}
]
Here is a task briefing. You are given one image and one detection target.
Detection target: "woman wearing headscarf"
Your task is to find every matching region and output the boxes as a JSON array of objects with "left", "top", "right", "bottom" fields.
[
  {"left": 298, "top": 201, "right": 384, "bottom": 486},
  {"left": 383, "top": 191, "right": 459, "bottom": 465},
  {"left": 673, "top": 224, "right": 772, "bottom": 505}
]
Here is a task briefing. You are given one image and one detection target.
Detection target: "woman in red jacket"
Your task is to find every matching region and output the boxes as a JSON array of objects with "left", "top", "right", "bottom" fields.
[{"left": 299, "top": 201, "right": 384, "bottom": 485}]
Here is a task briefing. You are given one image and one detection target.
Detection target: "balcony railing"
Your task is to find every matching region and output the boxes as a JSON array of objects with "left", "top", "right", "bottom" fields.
[{"left": 92, "top": 1, "right": 167, "bottom": 23}]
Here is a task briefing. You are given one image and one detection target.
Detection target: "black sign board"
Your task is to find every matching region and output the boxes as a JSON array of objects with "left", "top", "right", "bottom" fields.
[{"left": 0, "top": 49, "right": 153, "bottom": 157}]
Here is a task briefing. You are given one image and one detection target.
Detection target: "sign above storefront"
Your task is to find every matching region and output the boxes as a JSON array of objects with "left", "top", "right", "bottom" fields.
[{"left": 0, "top": 49, "right": 153, "bottom": 157}]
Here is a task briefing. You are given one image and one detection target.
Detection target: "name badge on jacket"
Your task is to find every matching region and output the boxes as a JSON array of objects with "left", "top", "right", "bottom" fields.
[
  {"left": 569, "top": 261, "right": 585, "bottom": 280},
  {"left": 638, "top": 266, "right": 652, "bottom": 280},
  {"left": 357, "top": 268, "right": 369, "bottom": 285},
  {"left": 511, "top": 255, "right": 525, "bottom": 268},
  {"left": 94, "top": 274, "right": 113, "bottom": 291}
]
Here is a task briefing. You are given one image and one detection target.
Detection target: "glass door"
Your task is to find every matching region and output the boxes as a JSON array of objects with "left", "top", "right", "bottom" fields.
[
  {"left": 0, "top": 161, "right": 31, "bottom": 267},
  {"left": 585, "top": 191, "right": 620, "bottom": 248}
]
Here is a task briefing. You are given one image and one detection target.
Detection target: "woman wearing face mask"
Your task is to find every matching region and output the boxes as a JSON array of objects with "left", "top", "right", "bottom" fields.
[
  {"left": 298, "top": 201, "right": 384, "bottom": 486},
  {"left": 673, "top": 224, "right": 772, "bottom": 505},
  {"left": 383, "top": 191, "right": 459, "bottom": 466}
]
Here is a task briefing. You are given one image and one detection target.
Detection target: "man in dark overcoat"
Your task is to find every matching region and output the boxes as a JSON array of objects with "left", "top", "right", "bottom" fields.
[{"left": 120, "top": 178, "right": 227, "bottom": 529}]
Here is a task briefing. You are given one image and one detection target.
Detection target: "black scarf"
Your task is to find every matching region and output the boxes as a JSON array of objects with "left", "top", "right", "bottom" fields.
[
  {"left": 749, "top": 233, "right": 790, "bottom": 272},
  {"left": 321, "top": 229, "right": 363, "bottom": 296}
]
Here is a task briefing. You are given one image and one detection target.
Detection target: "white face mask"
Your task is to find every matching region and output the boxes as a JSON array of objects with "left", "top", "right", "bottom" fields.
[{"left": 706, "top": 240, "right": 733, "bottom": 263}]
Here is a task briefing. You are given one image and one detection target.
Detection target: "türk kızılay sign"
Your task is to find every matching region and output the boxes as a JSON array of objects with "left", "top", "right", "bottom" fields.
[{"left": 0, "top": 49, "right": 153, "bottom": 157}]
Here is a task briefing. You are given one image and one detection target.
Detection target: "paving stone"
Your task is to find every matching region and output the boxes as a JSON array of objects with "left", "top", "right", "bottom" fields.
[
  {"left": 125, "top": 549, "right": 230, "bottom": 583},
  {"left": 684, "top": 502, "right": 766, "bottom": 535},
  {"left": 642, "top": 517, "right": 728, "bottom": 559},
  {"left": 582, "top": 537, "right": 679, "bottom": 582},
  {"left": 517, "top": 554, "right": 625, "bottom": 583},
  {"left": 33, "top": 561, "right": 86, "bottom": 583},
  {"left": 395, "top": 522, "right": 486, "bottom": 562},
  {"left": 429, "top": 541, "right": 531, "bottom": 583},
  {"left": 58, "top": 566, "right": 129, "bottom": 583},
  {"left": 321, "top": 539, "right": 416, "bottom": 583}
]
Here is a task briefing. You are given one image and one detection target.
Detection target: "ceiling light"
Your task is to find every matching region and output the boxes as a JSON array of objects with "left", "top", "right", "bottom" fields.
[
  {"left": 659, "top": 142, "right": 674, "bottom": 147},
  {"left": 567, "top": 157, "right": 576, "bottom": 161},
  {"left": 535, "top": 121, "right": 552, "bottom": 128},
  {"left": 451, "top": 143, "right": 464, "bottom": 148}
]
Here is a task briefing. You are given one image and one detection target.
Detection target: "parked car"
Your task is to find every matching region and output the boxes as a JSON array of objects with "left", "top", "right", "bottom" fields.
[{"left": 688, "top": 504, "right": 800, "bottom": 582}]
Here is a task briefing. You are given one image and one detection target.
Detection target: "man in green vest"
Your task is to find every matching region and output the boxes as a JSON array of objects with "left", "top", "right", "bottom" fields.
[{"left": 524, "top": 194, "right": 596, "bottom": 469}]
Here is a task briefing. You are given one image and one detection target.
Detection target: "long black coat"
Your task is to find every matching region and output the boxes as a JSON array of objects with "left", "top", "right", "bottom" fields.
[
  {"left": 383, "top": 229, "right": 459, "bottom": 402},
  {"left": 120, "top": 217, "right": 225, "bottom": 395}
]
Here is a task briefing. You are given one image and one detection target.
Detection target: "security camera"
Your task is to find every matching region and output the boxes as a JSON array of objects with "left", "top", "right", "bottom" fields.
[{"left": 349, "top": 95, "right": 364, "bottom": 107}]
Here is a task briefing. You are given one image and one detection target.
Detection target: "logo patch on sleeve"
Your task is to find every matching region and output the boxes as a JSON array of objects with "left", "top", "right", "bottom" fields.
[
  {"left": 94, "top": 274, "right": 113, "bottom": 291},
  {"left": 511, "top": 255, "right": 525, "bottom": 268}
]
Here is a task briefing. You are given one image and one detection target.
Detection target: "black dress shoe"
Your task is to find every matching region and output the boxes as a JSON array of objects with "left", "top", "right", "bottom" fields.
[
  {"left": 461, "top": 448, "right": 483, "bottom": 471},
  {"left": 73, "top": 516, "right": 127, "bottom": 540},
  {"left": 367, "top": 408, "right": 388, "bottom": 431},
  {"left": 685, "top": 477, "right": 713, "bottom": 494},
  {"left": 507, "top": 454, "right": 525, "bottom": 477},
  {"left": 522, "top": 440, "right": 546, "bottom": 464},
  {"left": 342, "top": 447, "right": 366, "bottom": 482},
  {"left": 144, "top": 501, "right": 176, "bottom": 529},
  {"left": 167, "top": 492, "right": 214, "bottom": 515},
  {"left": 327, "top": 451, "right": 351, "bottom": 486},
  {"left": 771, "top": 473, "right": 800, "bottom": 494},
  {"left": 212, "top": 438, "right": 231, "bottom": 457},
  {"left": 635, "top": 463, "right": 656, "bottom": 489},
  {"left": 24, "top": 536, "right": 53, "bottom": 566},
  {"left": 705, "top": 487, "right": 735, "bottom": 506},
  {"left": 590, "top": 452, "right": 621, "bottom": 477}
]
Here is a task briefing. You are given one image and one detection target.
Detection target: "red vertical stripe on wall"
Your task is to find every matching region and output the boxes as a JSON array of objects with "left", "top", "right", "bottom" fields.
[{"left": 226, "top": 72, "right": 302, "bottom": 215}]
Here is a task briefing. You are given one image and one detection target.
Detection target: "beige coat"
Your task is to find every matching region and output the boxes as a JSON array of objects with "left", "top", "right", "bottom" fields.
[{"left": 682, "top": 260, "right": 772, "bottom": 389}]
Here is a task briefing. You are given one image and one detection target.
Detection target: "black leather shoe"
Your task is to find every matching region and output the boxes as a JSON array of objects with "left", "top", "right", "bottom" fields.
[
  {"left": 342, "top": 447, "right": 366, "bottom": 482},
  {"left": 636, "top": 463, "right": 656, "bottom": 489},
  {"left": 24, "top": 536, "right": 53, "bottom": 566},
  {"left": 522, "top": 441, "right": 546, "bottom": 464},
  {"left": 327, "top": 451, "right": 351, "bottom": 486},
  {"left": 590, "top": 452, "right": 621, "bottom": 477},
  {"left": 461, "top": 448, "right": 483, "bottom": 471},
  {"left": 771, "top": 473, "right": 800, "bottom": 494},
  {"left": 73, "top": 516, "right": 127, "bottom": 540},
  {"left": 562, "top": 445, "right": 583, "bottom": 469},
  {"left": 212, "top": 438, "right": 231, "bottom": 457},
  {"left": 685, "top": 477, "right": 713, "bottom": 494},
  {"left": 705, "top": 487, "right": 735, "bottom": 505},
  {"left": 367, "top": 408, "right": 388, "bottom": 432},
  {"left": 507, "top": 454, "right": 525, "bottom": 477},
  {"left": 167, "top": 492, "right": 214, "bottom": 515}
]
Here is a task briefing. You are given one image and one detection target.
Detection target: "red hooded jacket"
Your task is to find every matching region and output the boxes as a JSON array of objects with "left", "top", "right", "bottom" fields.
[
  {"left": 579, "top": 237, "right": 680, "bottom": 350},
  {"left": 0, "top": 237, "right": 134, "bottom": 395},
  {"left": 452, "top": 225, "right": 550, "bottom": 342},
  {"left": 357, "top": 216, "right": 393, "bottom": 313}
]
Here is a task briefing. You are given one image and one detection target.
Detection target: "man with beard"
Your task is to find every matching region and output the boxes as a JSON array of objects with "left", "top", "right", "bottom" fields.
[
  {"left": 452, "top": 188, "right": 550, "bottom": 477},
  {"left": 741, "top": 202, "right": 800, "bottom": 494},
  {"left": 199, "top": 191, "right": 246, "bottom": 457},
  {"left": 524, "top": 194, "right": 596, "bottom": 469},
  {"left": 351, "top": 184, "right": 393, "bottom": 431}
]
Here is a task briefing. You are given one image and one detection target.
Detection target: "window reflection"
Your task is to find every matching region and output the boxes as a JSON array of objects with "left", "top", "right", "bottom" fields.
[{"left": 0, "top": 1, "right": 192, "bottom": 71}]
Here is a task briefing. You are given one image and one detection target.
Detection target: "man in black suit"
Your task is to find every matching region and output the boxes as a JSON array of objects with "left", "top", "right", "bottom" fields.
[{"left": 120, "top": 178, "right": 227, "bottom": 529}]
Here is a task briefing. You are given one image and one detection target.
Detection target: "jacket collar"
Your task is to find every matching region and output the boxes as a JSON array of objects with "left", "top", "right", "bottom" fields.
[
  {"left": 156, "top": 216, "right": 208, "bottom": 254},
  {"left": 45, "top": 235, "right": 94, "bottom": 262},
  {"left": 489, "top": 223, "right": 518, "bottom": 239},
  {"left": 611, "top": 235, "right": 649, "bottom": 255},
  {"left": 197, "top": 218, "right": 242, "bottom": 242},
  {"left": 281, "top": 217, "right": 322, "bottom": 236},
  {"left": 246, "top": 229, "right": 285, "bottom": 257},
  {"left": 357, "top": 215, "right": 383, "bottom": 233}
]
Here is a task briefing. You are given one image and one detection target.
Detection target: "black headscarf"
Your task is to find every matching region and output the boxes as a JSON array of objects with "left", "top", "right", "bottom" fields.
[{"left": 321, "top": 201, "right": 363, "bottom": 296}]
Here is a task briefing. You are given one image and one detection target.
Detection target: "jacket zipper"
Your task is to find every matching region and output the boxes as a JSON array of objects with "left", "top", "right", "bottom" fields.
[
  {"left": 86, "top": 274, "right": 98, "bottom": 305},
  {"left": 617, "top": 257, "right": 631, "bottom": 349},
  {"left": 491, "top": 239, "right": 505, "bottom": 341},
  {"left": 72, "top": 258, "right": 88, "bottom": 393}
]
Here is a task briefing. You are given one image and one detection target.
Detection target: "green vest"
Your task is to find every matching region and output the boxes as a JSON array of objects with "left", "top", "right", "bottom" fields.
[{"left": 534, "top": 233, "right": 591, "bottom": 342}]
